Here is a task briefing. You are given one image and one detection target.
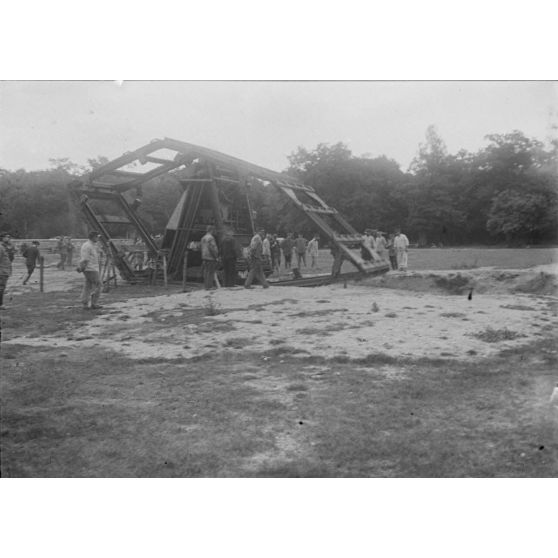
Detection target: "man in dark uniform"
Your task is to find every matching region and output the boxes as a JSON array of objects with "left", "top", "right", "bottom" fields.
[
  {"left": 221, "top": 229, "right": 241, "bottom": 287},
  {"left": 330, "top": 243, "right": 347, "bottom": 278},
  {"left": 22, "top": 241, "right": 41, "bottom": 285},
  {"left": 281, "top": 233, "right": 294, "bottom": 269}
]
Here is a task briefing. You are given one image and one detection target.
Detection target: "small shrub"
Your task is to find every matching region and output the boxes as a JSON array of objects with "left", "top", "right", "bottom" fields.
[
  {"left": 440, "top": 312, "right": 466, "bottom": 318},
  {"left": 500, "top": 304, "right": 537, "bottom": 311},
  {"left": 286, "top": 383, "right": 308, "bottom": 392},
  {"left": 224, "top": 337, "right": 252, "bottom": 348},
  {"left": 471, "top": 327, "right": 526, "bottom": 343},
  {"left": 203, "top": 296, "right": 222, "bottom": 316}
]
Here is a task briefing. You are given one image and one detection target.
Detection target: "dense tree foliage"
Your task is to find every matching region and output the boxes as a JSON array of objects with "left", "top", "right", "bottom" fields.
[{"left": 1, "top": 128, "right": 556, "bottom": 245}]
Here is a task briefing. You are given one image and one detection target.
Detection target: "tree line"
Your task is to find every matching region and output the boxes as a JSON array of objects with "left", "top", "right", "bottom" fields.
[{"left": 1, "top": 127, "right": 556, "bottom": 245}]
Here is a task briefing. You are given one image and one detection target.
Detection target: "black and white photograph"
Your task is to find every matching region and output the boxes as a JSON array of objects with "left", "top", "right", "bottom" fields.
[
  {"left": 1, "top": 3, "right": 557, "bottom": 556},
  {"left": 2, "top": 80, "right": 556, "bottom": 480}
]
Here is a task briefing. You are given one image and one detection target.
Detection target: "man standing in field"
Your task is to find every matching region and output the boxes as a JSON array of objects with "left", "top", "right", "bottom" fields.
[
  {"left": 394, "top": 228, "right": 410, "bottom": 271},
  {"left": 270, "top": 234, "right": 281, "bottom": 272},
  {"left": 375, "top": 231, "right": 387, "bottom": 261},
  {"left": 295, "top": 233, "right": 308, "bottom": 268},
  {"left": 66, "top": 237, "right": 75, "bottom": 266},
  {"left": 281, "top": 233, "right": 294, "bottom": 269},
  {"left": 262, "top": 233, "right": 272, "bottom": 265},
  {"left": 221, "top": 229, "right": 241, "bottom": 287},
  {"left": 22, "top": 241, "right": 41, "bottom": 285},
  {"left": 78, "top": 231, "right": 102, "bottom": 310},
  {"left": 386, "top": 233, "right": 398, "bottom": 270},
  {"left": 200, "top": 225, "right": 219, "bottom": 290},
  {"left": 56, "top": 236, "right": 68, "bottom": 270},
  {"left": 245, "top": 229, "right": 269, "bottom": 289},
  {"left": 330, "top": 242, "right": 347, "bottom": 278},
  {"left": 0, "top": 232, "right": 13, "bottom": 309},
  {"left": 361, "top": 229, "right": 374, "bottom": 261},
  {"left": 307, "top": 234, "right": 319, "bottom": 268}
]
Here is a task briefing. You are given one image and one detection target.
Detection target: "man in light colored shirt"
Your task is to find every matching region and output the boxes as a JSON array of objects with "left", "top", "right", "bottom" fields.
[
  {"left": 262, "top": 234, "right": 272, "bottom": 262},
  {"left": 375, "top": 231, "right": 387, "bottom": 261},
  {"left": 78, "top": 231, "right": 102, "bottom": 309},
  {"left": 393, "top": 228, "right": 410, "bottom": 271},
  {"left": 200, "top": 225, "right": 219, "bottom": 290},
  {"left": 245, "top": 229, "right": 270, "bottom": 289},
  {"left": 307, "top": 235, "right": 319, "bottom": 268}
]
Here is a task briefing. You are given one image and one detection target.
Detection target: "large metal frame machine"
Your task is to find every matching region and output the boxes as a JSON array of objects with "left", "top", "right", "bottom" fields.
[{"left": 68, "top": 138, "right": 389, "bottom": 285}]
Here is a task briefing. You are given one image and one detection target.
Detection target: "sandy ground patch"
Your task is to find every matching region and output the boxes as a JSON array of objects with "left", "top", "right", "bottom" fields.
[{"left": 4, "top": 269, "right": 557, "bottom": 361}]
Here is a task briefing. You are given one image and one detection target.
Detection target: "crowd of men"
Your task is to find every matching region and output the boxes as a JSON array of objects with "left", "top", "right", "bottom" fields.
[
  {"left": 360, "top": 228, "right": 409, "bottom": 271},
  {"left": 0, "top": 226, "right": 410, "bottom": 309},
  {"left": 198, "top": 226, "right": 410, "bottom": 291}
]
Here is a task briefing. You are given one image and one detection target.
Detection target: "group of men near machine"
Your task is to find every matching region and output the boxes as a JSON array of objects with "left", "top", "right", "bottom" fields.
[
  {"left": 199, "top": 225, "right": 410, "bottom": 290},
  {"left": 0, "top": 225, "right": 410, "bottom": 309}
]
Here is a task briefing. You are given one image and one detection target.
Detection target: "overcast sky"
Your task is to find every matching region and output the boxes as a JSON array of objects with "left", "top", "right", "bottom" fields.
[{"left": 1, "top": 81, "right": 556, "bottom": 173}]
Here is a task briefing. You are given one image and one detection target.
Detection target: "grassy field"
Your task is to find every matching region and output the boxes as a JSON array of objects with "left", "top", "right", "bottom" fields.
[
  {"left": 1, "top": 278, "right": 557, "bottom": 477},
  {"left": 407, "top": 247, "right": 558, "bottom": 270},
  {"left": 268, "top": 247, "right": 558, "bottom": 280}
]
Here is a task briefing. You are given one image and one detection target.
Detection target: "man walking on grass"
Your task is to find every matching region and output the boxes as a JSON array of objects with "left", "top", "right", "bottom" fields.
[
  {"left": 77, "top": 231, "right": 102, "bottom": 310},
  {"left": 245, "top": 229, "right": 269, "bottom": 289},
  {"left": 0, "top": 232, "right": 13, "bottom": 309},
  {"left": 22, "top": 241, "right": 41, "bottom": 285}
]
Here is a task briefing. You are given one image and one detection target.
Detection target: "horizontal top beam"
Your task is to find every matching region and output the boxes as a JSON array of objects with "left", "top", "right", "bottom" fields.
[{"left": 83, "top": 138, "right": 307, "bottom": 193}]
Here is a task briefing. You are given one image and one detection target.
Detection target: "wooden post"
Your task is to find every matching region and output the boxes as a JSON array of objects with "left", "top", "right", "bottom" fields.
[
  {"left": 182, "top": 251, "right": 189, "bottom": 292},
  {"left": 39, "top": 256, "right": 44, "bottom": 293}
]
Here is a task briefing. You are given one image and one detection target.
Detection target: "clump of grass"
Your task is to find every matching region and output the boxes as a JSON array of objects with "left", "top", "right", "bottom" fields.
[
  {"left": 262, "top": 346, "right": 310, "bottom": 357},
  {"left": 371, "top": 302, "right": 380, "bottom": 313},
  {"left": 296, "top": 327, "right": 329, "bottom": 335},
  {"left": 434, "top": 274, "right": 471, "bottom": 294},
  {"left": 513, "top": 272, "right": 557, "bottom": 295},
  {"left": 500, "top": 304, "right": 537, "bottom": 311},
  {"left": 224, "top": 337, "right": 253, "bottom": 349},
  {"left": 290, "top": 309, "right": 345, "bottom": 318},
  {"left": 286, "top": 383, "right": 309, "bottom": 392},
  {"left": 204, "top": 296, "right": 222, "bottom": 316},
  {"left": 471, "top": 327, "right": 526, "bottom": 343},
  {"left": 440, "top": 312, "right": 466, "bottom": 318}
]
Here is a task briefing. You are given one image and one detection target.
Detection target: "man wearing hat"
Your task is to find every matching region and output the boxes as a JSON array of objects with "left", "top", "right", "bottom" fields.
[{"left": 77, "top": 231, "right": 102, "bottom": 309}]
